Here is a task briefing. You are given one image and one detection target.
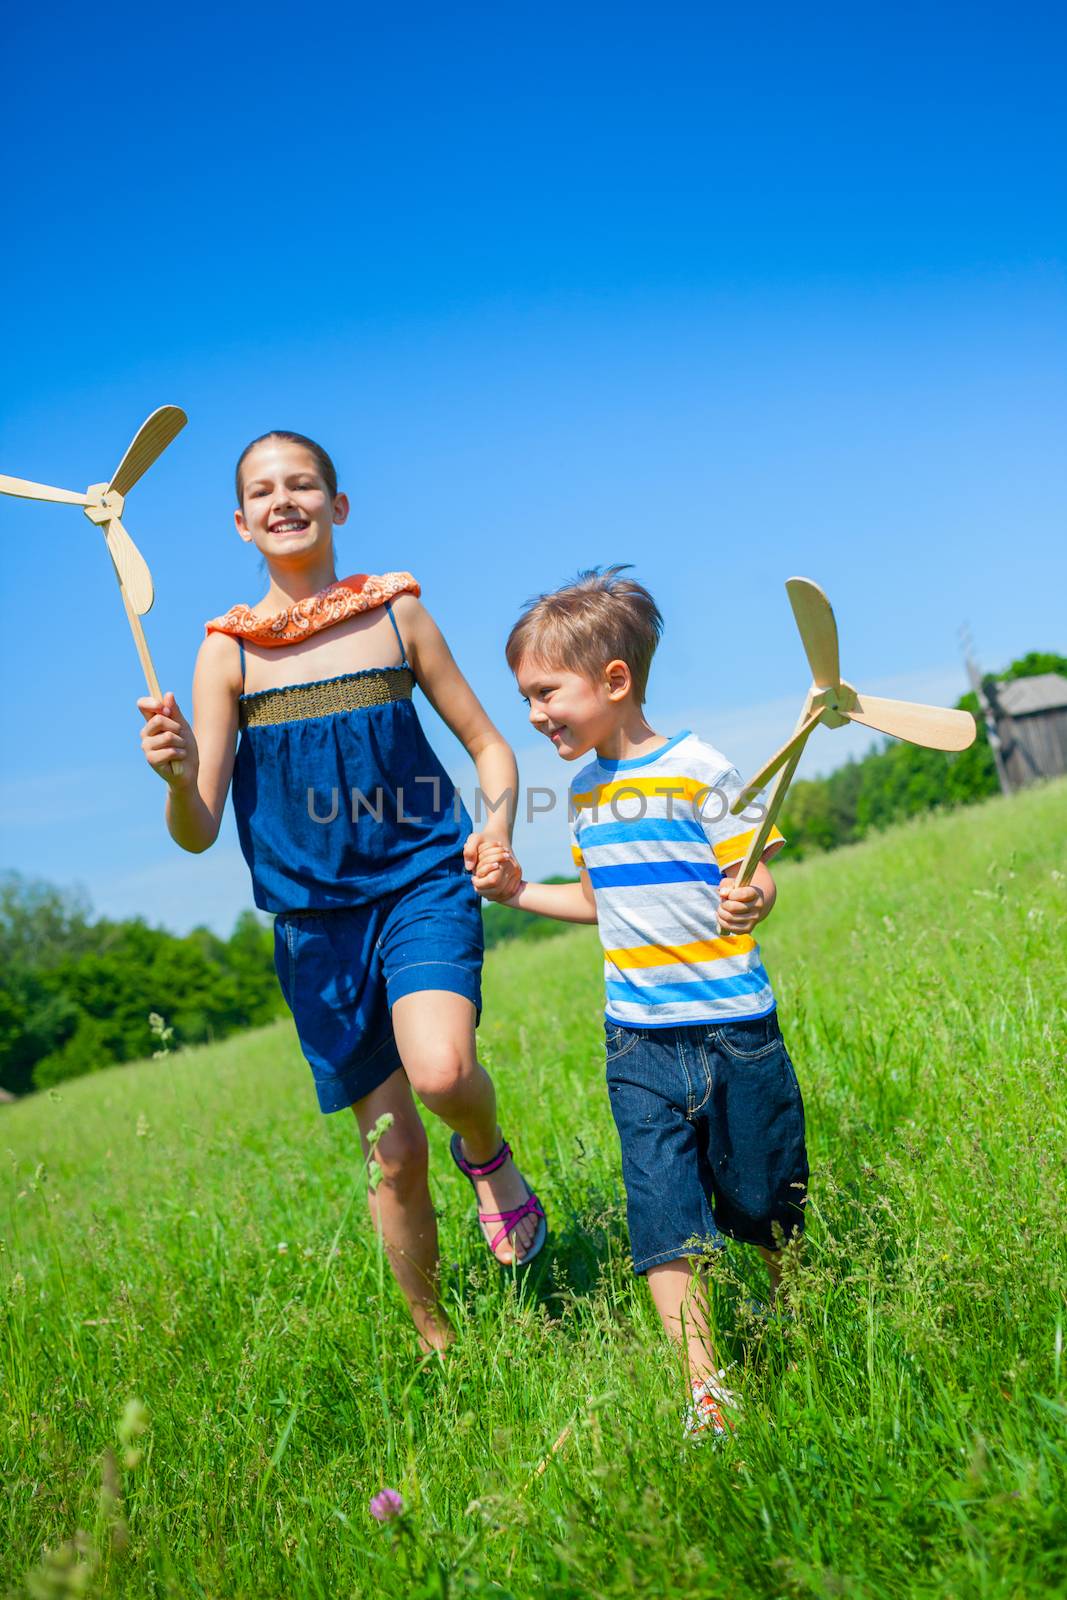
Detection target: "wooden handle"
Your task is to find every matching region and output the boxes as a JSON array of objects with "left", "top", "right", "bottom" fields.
[
  {"left": 118, "top": 584, "right": 184, "bottom": 779},
  {"left": 732, "top": 693, "right": 816, "bottom": 889},
  {"left": 733, "top": 741, "right": 804, "bottom": 888},
  {"left": 736, "top": 708, "right": 823, "bottom": 807}
]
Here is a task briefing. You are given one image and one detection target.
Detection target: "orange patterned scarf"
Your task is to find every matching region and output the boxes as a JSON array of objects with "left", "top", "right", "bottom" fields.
[{"left": 204, "top": 572, "right": 420, "bottom": 646}]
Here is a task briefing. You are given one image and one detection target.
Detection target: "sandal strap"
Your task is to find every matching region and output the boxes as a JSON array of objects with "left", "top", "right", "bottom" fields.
[
  {"left": 452, "top": 1137, "right": 512, "bottom": 1179},
  {"left": 480, "top": 1192, "right": 545, "bottom": 1257}
]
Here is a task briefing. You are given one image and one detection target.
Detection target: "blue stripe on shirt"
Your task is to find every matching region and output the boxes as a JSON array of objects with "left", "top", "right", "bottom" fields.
[
  {"left": 605, "top": 967, "right": 771, "bottom": 1008},
  {"left": 587, "top": 860, "right": 722, "bottom": 889},
  {"left": 579, "top": 817, "right": 709, "bottom": 850}
]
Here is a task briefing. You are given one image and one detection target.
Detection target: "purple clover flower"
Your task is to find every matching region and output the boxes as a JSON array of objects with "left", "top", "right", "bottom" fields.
[{"left": 369, "top": 1488, "right": 404, "bottom": 1523}]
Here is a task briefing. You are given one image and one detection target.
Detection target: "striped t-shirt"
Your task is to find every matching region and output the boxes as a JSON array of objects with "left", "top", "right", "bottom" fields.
[{"left": 568, "top": 730, "right": 785, "bottom": 1029}]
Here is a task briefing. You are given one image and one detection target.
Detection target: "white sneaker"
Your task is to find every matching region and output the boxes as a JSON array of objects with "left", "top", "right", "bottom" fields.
[{"left": 683, "top": 1371, "right": 741, "bottom": 1443}]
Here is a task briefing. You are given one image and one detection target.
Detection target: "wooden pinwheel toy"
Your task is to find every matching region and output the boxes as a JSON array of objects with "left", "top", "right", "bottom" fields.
[
  {"left": 1, "top": 405, "right": 187, "bottom": 772},
  {"left": 731, "top": 577, "right": 977, "bottom": 885}
]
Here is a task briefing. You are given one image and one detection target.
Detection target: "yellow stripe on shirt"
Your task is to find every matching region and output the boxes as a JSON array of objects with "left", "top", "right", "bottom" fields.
[
  {"left": 571, "top": 775, "right": 712, "bottom": 810},
  {"left": 571, "top": 843, "right": 585, "bottom": 867},
  {"left": 712, "top": 825, "right": 785, "bottom": 867},
  {"left": 605, "top": 934, "right": 756, "bottom": 968}
]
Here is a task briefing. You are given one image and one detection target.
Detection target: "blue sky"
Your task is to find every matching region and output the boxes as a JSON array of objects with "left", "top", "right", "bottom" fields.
[{"left": 3, "top": 3, "right": 1065, "bottom": 934}]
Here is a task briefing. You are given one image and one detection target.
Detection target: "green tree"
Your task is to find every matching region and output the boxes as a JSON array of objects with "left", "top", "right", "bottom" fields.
[
  {"left": 34, "top": 1012, "right": 114, "bottom": 1090},
  {"left": 0, "top": 874, "right": 288, "bottom": 1097}
]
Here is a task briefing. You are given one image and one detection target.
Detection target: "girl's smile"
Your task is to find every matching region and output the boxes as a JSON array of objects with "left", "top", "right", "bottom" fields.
[{"left": 235, "top": 439, "right": 349, "bottom": 561}]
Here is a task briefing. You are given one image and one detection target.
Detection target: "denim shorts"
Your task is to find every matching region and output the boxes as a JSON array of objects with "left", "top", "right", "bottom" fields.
[
  {"left": 605, "top": 1008, "right": 808, "bottom": 1270},
  {"left": 273, "top": 865, "right": 483, "bottom": 1114}
]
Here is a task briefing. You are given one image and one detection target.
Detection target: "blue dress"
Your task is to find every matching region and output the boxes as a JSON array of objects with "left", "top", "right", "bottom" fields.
[
  {"left": 231, "top": 603, "right": 473, "bottom": 912},
  {"left": 228, "top": 602, "right": 485, "bottom": 1112}
]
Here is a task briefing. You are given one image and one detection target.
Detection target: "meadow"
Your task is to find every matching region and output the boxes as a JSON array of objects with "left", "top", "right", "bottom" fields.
[{"left": 2, "top": 783, "right": 1065, "bottom": 1599}]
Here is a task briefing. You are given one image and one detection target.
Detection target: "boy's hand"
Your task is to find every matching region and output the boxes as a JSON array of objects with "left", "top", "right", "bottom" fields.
[
  {"left": 717, "top": 880, "right": 766, "bottom": 936},
  {"left": 462, "top": 829, "right": 516, "bottom": 885},
  {"left": 470, "top": 840, "right": 523, "bottom": 903},
  {"left": 137, "top": 692, "right": 198, "bottom": 790}
]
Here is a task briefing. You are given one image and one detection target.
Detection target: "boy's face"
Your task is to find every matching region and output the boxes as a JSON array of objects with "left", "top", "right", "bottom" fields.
[{"left": 515, "top": 655, "right": 630, "bottom": 761}]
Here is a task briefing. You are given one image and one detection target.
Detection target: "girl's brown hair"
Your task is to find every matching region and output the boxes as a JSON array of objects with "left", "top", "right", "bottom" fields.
[
  {"left": 235, "top": 431, "right": 338, "bottom": 504},
  {"left": 505, "top": 565, "right": 664, "bottom": 704}
]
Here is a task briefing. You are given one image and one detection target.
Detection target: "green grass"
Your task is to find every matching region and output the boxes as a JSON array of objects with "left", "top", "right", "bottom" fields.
[{"left": 3, "top": 783, "right": 1066, "bottom": 1599}]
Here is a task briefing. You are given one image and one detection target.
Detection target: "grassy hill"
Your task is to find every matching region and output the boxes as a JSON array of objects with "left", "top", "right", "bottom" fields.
[{"left": 2, "top": 783, "right": 1065, "bottom": 1599}]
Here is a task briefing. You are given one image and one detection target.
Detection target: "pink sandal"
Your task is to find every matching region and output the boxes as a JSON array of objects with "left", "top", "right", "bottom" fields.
[{"left": 449, "top": 1133, "right": 547, "bottom": 1268}]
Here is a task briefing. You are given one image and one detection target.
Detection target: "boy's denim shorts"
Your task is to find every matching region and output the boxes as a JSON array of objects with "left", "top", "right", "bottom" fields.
[
  {"left": 273, "top": 865, "right": 483, "bottom": 1114},
  {"left": 605, "top": 1008, "right": 808, "bottom": 1270}
]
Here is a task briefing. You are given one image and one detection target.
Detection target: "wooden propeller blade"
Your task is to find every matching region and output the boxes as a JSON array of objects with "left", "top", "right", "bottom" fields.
[
  {"left": 103, "top": 517, "right": 155, "bottom": 616},
  {"left": 847, "top": 693, "right": 976, "bottom": 751},
  {"left": 0, "top": 474, "right": 93, "bottom": 507},
  {"left": 107, "top": 405, "right": 187, "bottom": 498},
  {"left": 734, "top": 709, "right": 823, "bottom": 809},
  {"left": 786, "top": 577, "right": 841, "bottom": 689}
]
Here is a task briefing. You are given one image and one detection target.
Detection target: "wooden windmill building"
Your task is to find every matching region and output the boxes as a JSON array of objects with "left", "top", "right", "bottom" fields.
[{"left": 967, "top": 666, "right": 1067, "bottom": 794}]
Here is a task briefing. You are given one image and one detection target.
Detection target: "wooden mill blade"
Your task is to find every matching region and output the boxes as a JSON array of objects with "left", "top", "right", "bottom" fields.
[
  {"left": 847, "top": 693, "right": 976, "bottom": 751},
  {"left": 104, "top": 517, "right": 155, "bottom": 616},
  {"left": 107, "top": 406, "right": 187, "bottom": 498},
  {"left": 786, "top": 577, "right": 841, "bottom": 689},
  {"left": 0, "top": 474, "right": 94, "bottom": 507}
]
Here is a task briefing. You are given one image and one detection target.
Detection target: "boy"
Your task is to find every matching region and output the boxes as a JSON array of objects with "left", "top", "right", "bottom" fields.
[{"left": 474, "top": 567, "right": 808, "bottom": 1441}]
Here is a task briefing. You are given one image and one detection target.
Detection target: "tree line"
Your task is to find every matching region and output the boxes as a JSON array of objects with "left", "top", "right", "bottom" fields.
[{"left": 0, "top": 879, "right": 287, "bottom": 1097}]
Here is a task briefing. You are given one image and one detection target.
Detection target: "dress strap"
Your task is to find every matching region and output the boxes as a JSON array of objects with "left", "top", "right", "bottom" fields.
[
  {"left": 384, "top": 600, "right": 409, "bottom": 668},
  {"left": 237, "top": 637, "right": 246, "bottom": 692}
]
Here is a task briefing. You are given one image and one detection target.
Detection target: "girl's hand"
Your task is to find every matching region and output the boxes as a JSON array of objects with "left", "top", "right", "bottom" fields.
[
  {"left": 464, "top": 831, "right": 519, "bottom": 884},
  {"left": 137, "top": 692, "right": 198, "bottom": 790},
  {"left": 716, "top": 879, "right": 765, "bottom": 935},
  {"left": 463, "top": 830, "right": 497, "bottom": 874},
  {"left": 471, "top": 841, "right": 523, "bottom": 903}
]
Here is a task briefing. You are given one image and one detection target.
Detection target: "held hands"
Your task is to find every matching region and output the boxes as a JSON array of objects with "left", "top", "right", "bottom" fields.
[
  {"left": 137, "top": 693, "right": 198, "bottom": 789},
  {"left": 464, "top": 833, "right": 523, "bottom": 903},
  {"left": 716, "top": 879, "right": 766, "bottom": 936}
]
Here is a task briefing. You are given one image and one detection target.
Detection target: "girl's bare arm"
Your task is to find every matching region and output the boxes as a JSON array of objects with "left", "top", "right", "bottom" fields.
[
  {"left": 396, "top": 595, "right": 519, "bottom": 842},
  {"left": 137, "top": 633, "right": 242, "bottom": 853}
]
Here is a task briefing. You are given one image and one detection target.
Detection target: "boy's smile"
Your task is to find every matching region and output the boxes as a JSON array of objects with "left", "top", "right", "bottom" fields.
[
  {"left": 515, "top": 652, "right": 669, "bottom": 766},
  {"left": 516, "top": 657, "right": 626, "bottom": 762}
]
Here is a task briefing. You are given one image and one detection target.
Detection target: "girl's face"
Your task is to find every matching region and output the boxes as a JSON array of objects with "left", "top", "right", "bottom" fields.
[{"left": 234, "top": 439, "right": 348, "bottom": 559}]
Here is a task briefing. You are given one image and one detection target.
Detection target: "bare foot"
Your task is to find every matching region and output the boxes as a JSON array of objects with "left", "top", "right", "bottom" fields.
[
  {"left": 460, "top": 1137, "right": 542, "bottom": 1265},
  {"left": 416, "top": 1337, "right": 450, "bottom": 1366},
  {"left": 412, "top": 1302, "right": 453, "bottom": 1358}
]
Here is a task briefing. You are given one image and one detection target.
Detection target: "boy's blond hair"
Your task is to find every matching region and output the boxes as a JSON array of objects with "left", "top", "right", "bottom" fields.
[{"left": 505, "top": 566, "right": 664, "bottom": 705}]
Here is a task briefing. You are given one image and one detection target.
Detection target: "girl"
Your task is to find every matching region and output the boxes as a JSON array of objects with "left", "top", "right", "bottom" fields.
[{"left": 137, "top": 430, "right": 546, "bottom": 1356}]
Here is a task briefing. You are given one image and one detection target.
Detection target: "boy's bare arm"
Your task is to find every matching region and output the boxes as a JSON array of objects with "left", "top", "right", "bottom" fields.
[
  {"left": 508, "top": 872, "right": 598, "bottom": 924},
  {"left": 475, "top": 849, "right": 598, "bottom": 925}
]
